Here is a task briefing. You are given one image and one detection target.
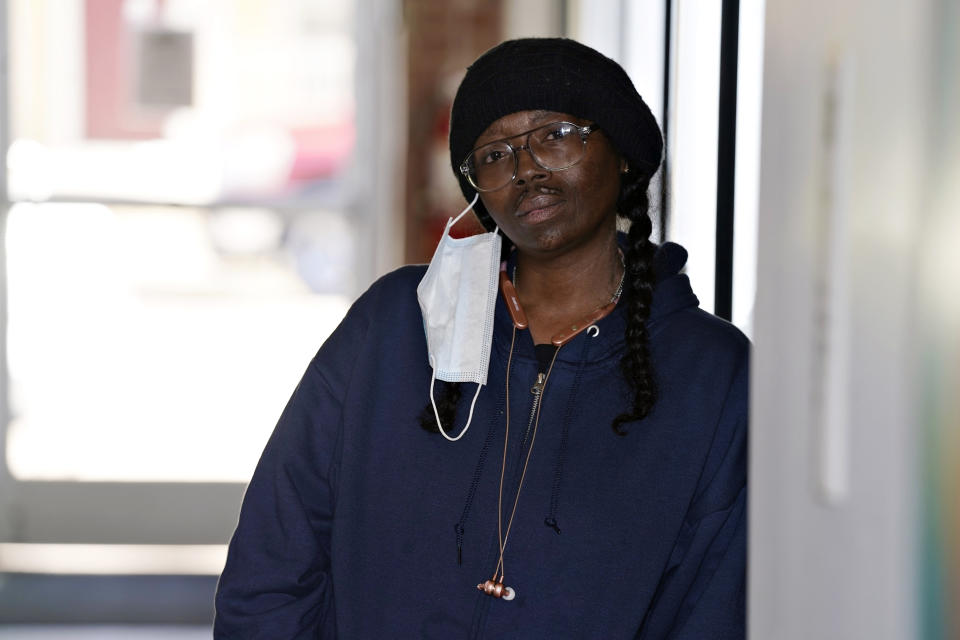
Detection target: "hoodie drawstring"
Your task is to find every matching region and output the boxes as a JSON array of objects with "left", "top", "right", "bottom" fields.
[
  {"left": 454, "top": 381, "right": 505, "bottom": 565},
  {"left": 544, "top": 333, "right": 593, "bottom": 535}
]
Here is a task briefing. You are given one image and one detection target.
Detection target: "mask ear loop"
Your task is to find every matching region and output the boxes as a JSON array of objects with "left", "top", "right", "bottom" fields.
[
  {"left": 444, "top": 191, "right": 500, "bottom": 235},
  {"left": 450, "top": 193, "right": 480, "bottom": 226},
  {"left": 429, "top": 367, "right": 484, "bottom": 442},
  {"left": 448, "top": 192, "right": 499, "bottom": 236}
]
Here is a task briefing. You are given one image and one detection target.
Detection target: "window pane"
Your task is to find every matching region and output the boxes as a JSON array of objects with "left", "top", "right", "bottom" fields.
[
  {"left": 5, "top": 203, "right": 350, "bottom": 482},
  {"left": 5, "top": 0, "right": 358, "bottom": 482},
  {"left": 8, "top": 0, "right": 355, "bottom": 205}
]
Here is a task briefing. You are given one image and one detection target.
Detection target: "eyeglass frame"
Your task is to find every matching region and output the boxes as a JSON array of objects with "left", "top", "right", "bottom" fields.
[{"left": 459, "top": 121, "right": 600, "bottom": 192}]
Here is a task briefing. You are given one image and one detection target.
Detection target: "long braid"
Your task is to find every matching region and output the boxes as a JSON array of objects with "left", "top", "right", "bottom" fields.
[{"left": 613, "top": 169, "right": 658, "bottom": 434}]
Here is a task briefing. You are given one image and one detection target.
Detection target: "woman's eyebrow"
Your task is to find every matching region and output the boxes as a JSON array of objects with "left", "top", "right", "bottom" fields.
[{"left": 474, "top": 110, "right": 568, "bottom": 148}]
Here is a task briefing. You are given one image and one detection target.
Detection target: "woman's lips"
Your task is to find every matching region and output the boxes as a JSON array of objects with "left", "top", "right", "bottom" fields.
[{"left": 517, "top": 194, "right": 562, "bottom": 223}]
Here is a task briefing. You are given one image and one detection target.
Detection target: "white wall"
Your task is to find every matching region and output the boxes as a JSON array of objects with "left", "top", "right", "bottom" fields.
[{"left": 749, "top": 0, "right": 957, "bottom": 637}]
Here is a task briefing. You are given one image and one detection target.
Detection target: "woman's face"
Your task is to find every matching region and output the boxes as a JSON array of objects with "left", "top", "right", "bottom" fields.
[{"left": 474, "top": 109, "right": 624, "bottom": 257}]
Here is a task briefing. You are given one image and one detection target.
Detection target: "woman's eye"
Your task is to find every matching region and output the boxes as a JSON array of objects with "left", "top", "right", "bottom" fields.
[
  {"left": 480, "top": 149, "right": 507, "bottom": 165},
  {"left": 541, "top": 124, "right": 574, "bottom": 142}
]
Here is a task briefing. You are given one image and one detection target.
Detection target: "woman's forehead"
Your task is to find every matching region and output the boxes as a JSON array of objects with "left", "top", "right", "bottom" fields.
[{"left": 474, "top": 109, "right": 588, "bottom": 146}]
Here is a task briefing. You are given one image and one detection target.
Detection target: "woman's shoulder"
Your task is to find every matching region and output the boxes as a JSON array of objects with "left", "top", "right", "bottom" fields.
[
  {"left": 366, "top": 264, "right": 428, "bottom": 296},
  {"left": 350, "top": 264, "right": 428, "bottom": 315},
  {"left": 647, "top": 242, "right": 749, "bottom": 359},
  {"left": 666, "top": 306, "right": 750, "bottom": 367},
  {"left": 648, "top": 307, "right": 748, "bottom": 411},
  {"left": 312, "top": 264, "right": 429, "bottom": 376}
]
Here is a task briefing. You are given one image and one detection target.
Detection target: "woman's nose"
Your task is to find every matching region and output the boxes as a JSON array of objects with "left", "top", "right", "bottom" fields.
[{"left": 513, "top": 144, "right": 548, "bottom": 185}]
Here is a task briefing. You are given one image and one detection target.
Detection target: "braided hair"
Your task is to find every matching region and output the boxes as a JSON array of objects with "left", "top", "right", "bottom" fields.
[
  {"left": 612, "top": 166, "right": 658, "bottom": 434},
  {"left": 419, "top": 166, "right": 658, "bottom": 435}
]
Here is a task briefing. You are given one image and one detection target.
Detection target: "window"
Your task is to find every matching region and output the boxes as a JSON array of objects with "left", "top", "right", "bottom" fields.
[{"left": 0, "top": 0, "right": 403, "bottom": 621}]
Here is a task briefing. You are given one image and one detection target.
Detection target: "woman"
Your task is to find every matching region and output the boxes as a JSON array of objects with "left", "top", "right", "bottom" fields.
[{"left": 215, "top": 38, "right": 747, "bottom": 639}]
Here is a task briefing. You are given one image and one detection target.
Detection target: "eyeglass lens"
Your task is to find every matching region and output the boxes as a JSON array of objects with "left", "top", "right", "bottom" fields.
[{"left": 465, "top": 122, "right": 587, "bottom": 191}]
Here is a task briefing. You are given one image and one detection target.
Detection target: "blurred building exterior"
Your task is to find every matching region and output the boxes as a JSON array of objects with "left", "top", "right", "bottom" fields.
[{"left": 403, "top": 0, "right": 503, "bottom": 262}]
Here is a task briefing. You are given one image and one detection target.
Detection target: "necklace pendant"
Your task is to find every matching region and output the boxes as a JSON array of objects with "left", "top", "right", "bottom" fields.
[{"left": 477, "top": 579, "right": 516, "bottom": 600}]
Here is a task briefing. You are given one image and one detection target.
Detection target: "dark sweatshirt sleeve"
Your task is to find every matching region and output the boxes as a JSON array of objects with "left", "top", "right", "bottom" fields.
[
  {"left": 214, "top": 298, "right": 370, "bottom": 639},
  {"left": 637, "top": 352, "right": 748, "bottom": 640}
]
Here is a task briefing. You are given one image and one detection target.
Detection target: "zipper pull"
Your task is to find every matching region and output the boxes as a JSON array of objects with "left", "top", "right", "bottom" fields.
[{"left": 531, "top": 372, "right": 546, "bottom": 394}]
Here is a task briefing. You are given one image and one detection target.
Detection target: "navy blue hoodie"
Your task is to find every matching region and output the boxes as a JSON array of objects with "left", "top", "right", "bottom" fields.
[{"left": 215, "top": 242, "right": 748, "bottom": 639}]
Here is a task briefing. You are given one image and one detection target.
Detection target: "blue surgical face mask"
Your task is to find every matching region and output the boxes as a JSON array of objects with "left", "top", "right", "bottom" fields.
[{"left": 416, "top": 194, "right": 501, "bottom": 441}]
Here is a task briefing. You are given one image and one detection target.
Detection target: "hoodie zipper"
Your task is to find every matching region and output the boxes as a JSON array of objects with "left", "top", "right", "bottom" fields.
[
  {"left": 509, "top": 372, "right": 546, "bottom": 494},
  {"left": 520, "top": 373, "right": 547, "bottom": 448}
]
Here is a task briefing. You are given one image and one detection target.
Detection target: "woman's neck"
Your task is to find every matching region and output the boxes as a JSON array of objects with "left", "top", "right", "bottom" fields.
[{"left": 513, "top": 234, "right": 623, "bottom": 345}]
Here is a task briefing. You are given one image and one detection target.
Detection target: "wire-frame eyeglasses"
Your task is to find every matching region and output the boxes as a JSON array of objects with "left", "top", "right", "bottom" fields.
[{"left": 459, "top": 121, "right": 599, "bottom": 192}]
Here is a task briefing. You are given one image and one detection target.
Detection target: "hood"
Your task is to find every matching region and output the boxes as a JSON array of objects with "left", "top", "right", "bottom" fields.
[{"left": 649, "top": 241, "right": 699, "bottom": 323}]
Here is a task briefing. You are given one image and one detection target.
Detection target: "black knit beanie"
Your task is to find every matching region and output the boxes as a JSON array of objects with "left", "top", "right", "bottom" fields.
[{"left": 449, "top": 37, "right": 663, "bottom": 230}]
